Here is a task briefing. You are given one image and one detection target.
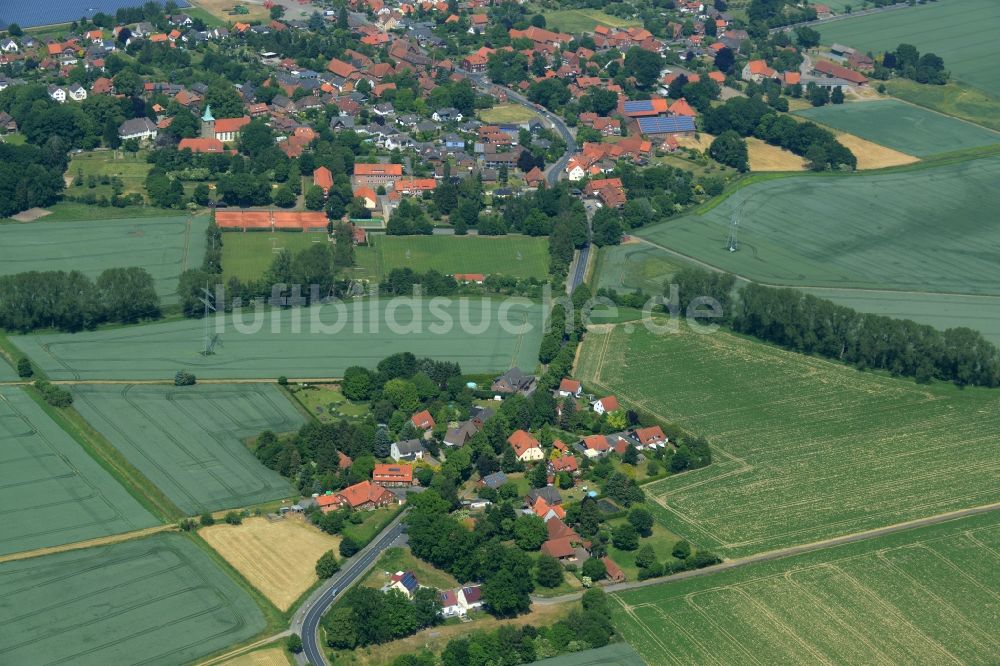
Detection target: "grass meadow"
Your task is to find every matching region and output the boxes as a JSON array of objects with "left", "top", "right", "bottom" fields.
[
  {"left": 478, "top": 104, "right": 539, "bottom": 124},
  {"left": 542, "top": 9, "right": 641, "bottom": 33},
  {"left": 611, "top": 511, "right": 1000, "bottom": 665},
  {"left": 70, "top": 384, "right": 301, "bottom": 515},
  {"left": 593, "top": 242, "right": 685, "bottom": 295},
  {"left": 819, "top": 0, "right": 1000, "bottom": 97},
  {"left": 0, "top": 533, "right": 266, "bottom": 666},
  {"left": 371, "top": 234, "right": 551, "bottom": 281},
  {"left": 637, "top": 155, "right": 1000, "bottom": 295},
  {"left": 885, "top": 78, "right": 1000, "bottom": 132},
  {"left": 0, "top": 214, "right": 207, "bottom": 299},
  {"left": 795, "top": 99, "right": 1000, "bottom": 156},
  {"left": 0, "top": 388, "right": 157, "bottom": 556},
  {"left": 11, "top": 298, "right": 545, "bottom": 380},
  {"left": 66, "top": 150, "right": 153, "bottom": 199},
  {"left": 576, "top": 325, "right": 1000, "bottom": 557},
  {"left": 221, "top": 231, "right": 330, "bottom": 283}
]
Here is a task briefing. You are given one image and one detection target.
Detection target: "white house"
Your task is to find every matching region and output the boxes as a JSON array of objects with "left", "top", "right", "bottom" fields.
[
  {"left": 508, "top": 430, "right": 545, "bottom": 462},
  {"left": 566, "top": 161, "right": 587, "bottom": 181},
  {"left": 557, "top": 378, "right": 582, "bottom": 398},
  {"left": 118, "top": 117, "right": 158, "bottom": 142},
  {"left": 458, "top": 585, "right": 483, "bottom": 612},
  {"left": 1, "top": 39, "right": 19, "bottom": 53},
  {"left": 440, "top": 589, "right": 463, "bottom": 617},
  {"left": 48, "top": 86, "right": 67, "bottom": 103},
  {"left": 67, "top": 83, "right": 87, "bottom": 102},
  {"left": 387, "top": 571, "right": 419, "bottom": 599},
  {"left": 432, "top": 107, "right": 462, "bottom": 123},
  {"left": 592, "top": 395, "right": 619, "bottom": 415}
]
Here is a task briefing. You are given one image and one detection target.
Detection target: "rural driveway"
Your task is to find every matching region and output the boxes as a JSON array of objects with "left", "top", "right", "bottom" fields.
[
  {"left": 293, "top": 511, "right": 409, "bottom": 666},
  {"left": 531, "top": 500, "right": 1000, "bottom": 605}
]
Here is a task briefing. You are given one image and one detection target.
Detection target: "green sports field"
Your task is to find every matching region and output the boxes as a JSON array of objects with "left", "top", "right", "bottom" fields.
[
  {"left": 0, "top": 533, "right": 266, "bottom": 666},
  {"left": 576, "top": 324, "right": 1000, "bottom": 557},
  {"left": 819, "top": 0, "right": 1000, "bottom": 97},
  {"left": 637, "top": 155, "right": 1000, "bottom": 295},
  {"left": 806, "top": 288, "right": 1000, "bottom": 348},
  {"left": 593, "top": 242, "right": 685, "bottom": 295},
  {"left": 0, "top": 388, "right": 157, "bottom": 557},
  {"left": 71, "top": 384, "right": 301, "bottom": 515},
  {"left": 0, "top": 215, "right": 207, "bottom": 299},
  {"left": 11, "top": 298, "right": 544, "bottom": 380},
  {"left": 795, "top": 99, "right": 1000, "bottom": 156},
  {"left": 612, "top": 511, "right": 1000, "bottom": 665},
  {"left": 371, "top": 234, "right": 550, "bottom": 281},
  {"left": 221, "top": 231, "right": 330, "bottom": 282}
]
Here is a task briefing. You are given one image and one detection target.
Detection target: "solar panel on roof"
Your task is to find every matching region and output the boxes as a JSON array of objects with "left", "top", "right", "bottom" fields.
[
  {"left": 637, "top": 116, "right": 696, "bottom": 134},
  {"left": 623, "top": 100, "right": 655, "bottom": 113}
]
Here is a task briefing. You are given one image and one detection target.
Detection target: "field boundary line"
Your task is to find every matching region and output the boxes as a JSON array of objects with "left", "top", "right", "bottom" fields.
[
  {"left": 0, "top": 524, "right": 174, "bottom": 564},
  {"left": 729, "top": 586, "right": 835, "bottom": 665},
  {"left": 196, "top": 632, "right": 291, "bottom": 666},
  {"left": 611, "top": 596, "right": 684, "bottom": 666},
  {"left": 682, "top": 592, "right": 764, "bottom": 666}
]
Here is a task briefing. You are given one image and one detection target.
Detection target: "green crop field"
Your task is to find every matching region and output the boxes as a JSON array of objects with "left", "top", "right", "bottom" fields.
[
  {"left": 805, "top": 288, "right": 1000, "bottom": 348},
  {"left": 0, "top": 214, "right": 207, "bottom": 299},
  {"left": 593, "top": 242, "right": 685, "bottom": 295},
  {"left": 0, "top": 357, "right": 16, "bottom": 380},
  {"left": 612, "top": 511, "right": 1000, "bottom": 665},
  {"left": 0, "top": 388, "right": 157, "bottom": 556},
  {"left": 0, "top": 533, "right": 266, "bottom": 666},
  {"left": 70, "top": 384, "right": 302, "bottom": 515},
  {"left": 221, "top": 231, "right": 330, "bottom": 282},
  {"left": 11, "top": 298, "right": 544, "bottom": 380},
  {"left": 795, "top": 99, "right": 1000, "bottom": 156},
  {"left": 637, "top": 155, "right": 1000, "bottom": 295},
  {"left": 576, "top": 324, "right": 1000, "bottom": 557},
  {"left": 372, "top": 234, "right": 550, "bottom": 281},
  {"left": 884, "top": 78, "right": 1000, "bottom": 132},
  {"left": 543, "top": 9, "right": 641, "bottom": 33},
  {"left": 819, "top": 0, "right": 1000, "bottom": 96}
]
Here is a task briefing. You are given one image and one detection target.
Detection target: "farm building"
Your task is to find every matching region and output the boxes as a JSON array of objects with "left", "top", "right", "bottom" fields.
[{"left": 372, "top": 463, "right": 414, "bottom": 487}]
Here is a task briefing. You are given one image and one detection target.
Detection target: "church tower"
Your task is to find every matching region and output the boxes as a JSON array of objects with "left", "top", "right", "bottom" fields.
[{"left": 201, "top": 104, "right": 215, "bottom": 139}]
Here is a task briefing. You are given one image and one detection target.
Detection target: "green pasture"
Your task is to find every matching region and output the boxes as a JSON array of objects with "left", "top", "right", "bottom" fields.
[
  {"left": 290, "top": 384, "right": 369, "bottom": 422},
  {"left": 70, "top": 384, "right": 302, "bottom": 515},
  {"left": 372, "top": 234, "right": 550, "bottom": 281},
  {"left": 885, "top": 78, "right": 1000, "bottom": 132},
  {"left": 0, "top": 533, "right": 266, "bottom": 666},
  {"left": 637, "top": 155, "right": 1000, "bottom": 295},
  {"left": 66, "top": 150, "right": 153, "bottom": 198},
  {"left": 819, "top": 0, "right": 1000, "bottom": 97},
  {"left": 795, "top": 99, "right": 1000, "bottom": 156},
  {"left": 11, "top": 298, "right": 544, "bottom": 380},
  {"left": 478, "top": 104, "right": 539, "bottom": 124},
  {"left": 592, "top": 242, "right": 684, "bottom": 295},
  {"left": 0, "top": 388, "right": 157, "bottom": 556},
  {"left": 221, "top": 231, "right": 330, "bottom": 282},
  {"left": 612, "top": 511, "right": 1000, "bottom": 666},
  {"left": 0, "top": 214, "right": 207, "bottom": 299},
  {"left": 531, "top": 643, "right": 645, "bottom": 666},
  {"left": 542, "top": 9, "right": 641, "bottom": 33},
  {"left": 806, "top": 288, "right": 1000, "bottom": 347},
  {"left": 576, "top": 324, "right": 1000, "bottom": 557}
]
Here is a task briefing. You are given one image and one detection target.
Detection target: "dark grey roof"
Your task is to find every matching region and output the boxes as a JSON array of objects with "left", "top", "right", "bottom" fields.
[
  {"left": 394, "top": 439, "right": 424, "bottom": 455},
  {"left": 527, "top": 487, "right": 562, "bottom": 504},
  {"left": 482, "top": 471, "right": 508, "bottom": 488}
]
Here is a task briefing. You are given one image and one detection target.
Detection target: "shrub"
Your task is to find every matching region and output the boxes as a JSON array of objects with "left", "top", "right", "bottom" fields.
[
  {"left": 672, "top": 539, "right": 691, "bottom": 560},
  {"left": 16, "top": 357, "right": 33, "bottom": 378},
  {"left": 339, "top": 535, "right": 360, "bottom": 557},
  {"left": 277, "top": 375, "right": 288, "bottom": 385},
  {"left": 34, "top": 380, "right": 73, "bottom": 407},
  {"left": 581, "top": 557, "right": 607, "bottom": 581},
  {"left": 224, "top": 511, "right": 243, "bottom": 525},
  {"left": 287, "top": 633, "right": 303, "bottom": 654},
  {"left": 178, "top": 518, "right": 197, "bottom": 531},
  {"left": 316, "top": 550, "right": 341, "bottom": 578},
  {"left": 174, "top": 370, "right": 197, "bottom": 386},
  {"left": 199, "top": 512, "right": 215, "bottom": 526}
]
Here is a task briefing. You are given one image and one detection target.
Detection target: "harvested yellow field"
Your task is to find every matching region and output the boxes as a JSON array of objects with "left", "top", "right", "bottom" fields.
[
  {"left": 190, "top": 0, "right": 270, "bottom": 22},
  {"left": 200, "top": 516, "right": 340, "bottom": 611},
  {"left": 835, "top": 132, "right": 920, "bottom": 169},
  {"left": 746, "top": 137, "right": 808, "bottom": 171},
  {"left": 675, "top": 133, "right": 714, "bottom": 151},
  {"left": 219, "top": 647, "right": 292, "bottom": 666}
]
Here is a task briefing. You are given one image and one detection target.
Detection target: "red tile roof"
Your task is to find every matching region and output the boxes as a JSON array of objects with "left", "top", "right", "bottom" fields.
[
  {"left": 338, "top": 480, "right": 394, "bottom": 508},
  {"left": 354, "top": 163, "right": 403, "bottom": 176},
  {"left": 214, "top": 116, "right": 251, "bottom": 134},
  {"left": 373, "top": 463, "right": 413, "bottom": 484},
  {"left": 411, "top": 410, "right": 435, "bottom": 430},
  {"left": 635, "top": 425, "right": 666, "bottom": 446},
  {"left": 559, "top": 378, "right": 581, "bottom": 394},
  {"left": 508, "top": 429, "right": 540, "bottom": 457},
  {"left": 313, "top": 166, "right": 333, "bottom": 191}
]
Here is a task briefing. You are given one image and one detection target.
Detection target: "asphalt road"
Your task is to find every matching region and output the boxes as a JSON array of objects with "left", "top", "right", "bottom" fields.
[{"left": 295, "top": 516, "right": 408, "bottom": 666}]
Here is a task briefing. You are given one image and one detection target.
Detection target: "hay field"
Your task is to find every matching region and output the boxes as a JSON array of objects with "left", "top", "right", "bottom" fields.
[
  {"left": 221, "top": 231, "right": 329, "bottom": 282},
  {"left": 71, "top": 384, "right": 301, "bottom": 515},
  {"left": 745, "top": 138, "right": 807, "bottom": 171},
  {"left": 12, "top": 298, "right": 545, "bottom": 380},
  {"left": 0, "top": 533, "right": 266, "bottom": 666},
  {"left": 612, "top": 511, "right": 1000, "bottom": 665},
  {"left": 0, "top": 388, "right": 157, "bottom": 557},
  {"left": 576, "top": 325, "right": 1000, "bottom": 557},
  {"left": 220, "top": 647, "right": 293, "bottom": 666},
  {"left": 637, "top": 155, "right": 1000, "bottom": 295},
  {"left": 795, "top": 99, "right": 1000, "bottom": 156},
  {"left": 819, "top": 0, "right": 1000, "bottom": 97},
  {"left": 201, "top": 516, "right": 340, "bottom": 611},
  {"left": 372, "top": 234, "right": 550, "bottom": 281},
  {"left": 0, "top": 214, "right": 207, "bottom": 299},
  {"left": 833, "top": 131, "right": 918, "bottom": 169}
]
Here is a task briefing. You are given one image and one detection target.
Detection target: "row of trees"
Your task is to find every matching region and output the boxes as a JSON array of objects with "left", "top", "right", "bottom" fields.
[
  {"left": 704, "top": 96, "right": 856, "bottom": 171},
  {"left": 324, "top": 586, "right": 442, "bottom": 650},
  {"left": 0, "top": 267, "right": 159, "bottom": 332}
]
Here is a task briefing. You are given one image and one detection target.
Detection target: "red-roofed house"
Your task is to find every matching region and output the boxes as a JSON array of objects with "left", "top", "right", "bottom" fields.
[
  {"left": 354, "top": 162, "right": 403, "bottom": 186},
  {"left": 592, "top": 395, "right": 620, "bottom": 414},
  {"left": 373, "top": 463, "right": 414, "bottom": 487},
  {"left": 313, "top": 166, "right": 333, "bottom": 194},
  {"left": 178, "top": 137, "right": 225, "bottom": 153},
  {"left": 634, "top": 425, "right": 668, "bottom": 449},
  {"left": 354, "top": 186, "right": 378, "bottom": 209},
  {"left": 669, "top": 98, "right": 696, "bottom": 117},
  {"left": 813, "top": 59, "right": 869, "bottom": 86},
  {"left": 558, "top": 378, "right": 582, "bottom": 398},
  {"left": 411, "top": 410, "right": 435, "bottom": 430},
  {"left": 550, "top": 454, "right": 579, "bottom": 474},
  {"left": 333, "top": 480, "right": 396, "bottom": 509},
  {"left": 327, "top": 57, "right": 358, "bottom": 78},
  {"left": 603, "top": 556, "right": 626, "bottom": 582},
  {"left": 213, "top": 116, "right": 251, "bottom": 142},
  {"left": 508, "top": 430, "right": 544, "bottom": 462},
  {"left": 743, "top": 59, "right": 777, "bottom": 82},
  {"left": 582, "top": 434, "right": 610, "bottom": 458}
]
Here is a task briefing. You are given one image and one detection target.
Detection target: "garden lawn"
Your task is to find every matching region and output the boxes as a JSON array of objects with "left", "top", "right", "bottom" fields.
[
  {"left": 289, "top": 384, "right": 368, "bottom": 423},
  {"left": 360, "top": 546, "right": 460, "bottom": 592},
  {"left": 819, "top": 0, "right": 1000, "bottom": 96},
  {"left": 604, "top": 518, "right": 687, "bottom": 582},
  {"left": 576, "top": 324, "right": 1000, "bottom": 558},
  {"left": 637, "top": 155, "right": 1000, "bottom": 295},
  {"left": 0, "top": 533, "right": 266, "bottom": 666},
  {"left": 373, "top": 234, "right": 550, "bottom": 281},
  {"left": 221, "top": 231, "right": 330, "bottom": 282},
  {"left": 794, "top": 99, "right": 1000, "bottom": 156},
  {"left": 478, "top": 104, "right": 539, "bottom": 124},
  {"left": 70, "top": 384, "right": 302, "bottom": 515},
  {"left": 0, "top": 214, "right": 207, "bottom": 300},
  {"left": 10, "top": 298, "right": 545, "bottom": 380},
  {"left": 342, "top": 505, "right": 404, "bottom": 546},
  {"left": 611, "top": 511, "right": 1000, "bottom": 665},
  {"left": 0, "top": 387, "right": 157, "bottom": 556}
]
